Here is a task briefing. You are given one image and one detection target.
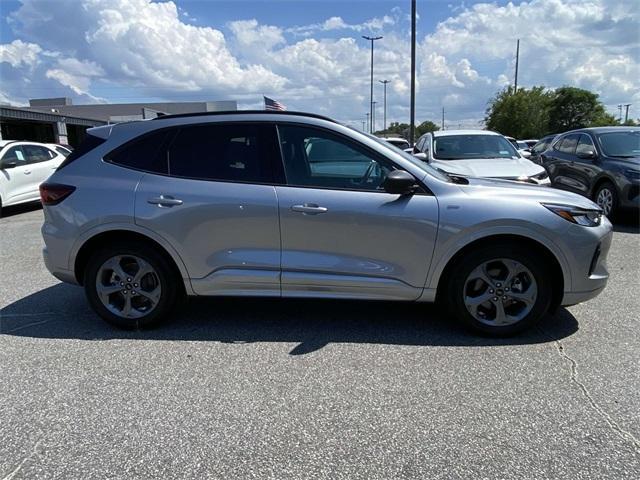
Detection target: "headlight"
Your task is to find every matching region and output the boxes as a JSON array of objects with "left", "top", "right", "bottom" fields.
[
  {"left": 624, "top": 169, "right": 640, "bottom": 180},
  {"left": 543, "top": 203, "right": 602, "bottom": 226}
]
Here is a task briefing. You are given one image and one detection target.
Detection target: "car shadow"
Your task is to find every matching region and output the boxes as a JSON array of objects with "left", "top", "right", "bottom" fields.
[
  {"left": 0, "top": 201, "right": 42, "bottom": 218},
  {"left": 612, "top": 211, "right": 639, "bottom": 234},
  {"left": 1, "top": 283, "right": 578, "bottom": 354}
]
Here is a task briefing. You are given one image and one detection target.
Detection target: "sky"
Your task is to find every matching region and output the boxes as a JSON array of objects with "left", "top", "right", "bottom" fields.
[{"left": 0, "top": 0, "right": 638, "bottom": 129}]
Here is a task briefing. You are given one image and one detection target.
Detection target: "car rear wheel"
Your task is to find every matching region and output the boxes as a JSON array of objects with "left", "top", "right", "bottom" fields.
[
  {"left": 84, "top": 241, "right": 179, "bottom": 329},
  {"left": 594, "top": 182, "right": 618, "bottom": 218},
  {"left": 446, "top": 245, "right": 553, "bottom": 335}
]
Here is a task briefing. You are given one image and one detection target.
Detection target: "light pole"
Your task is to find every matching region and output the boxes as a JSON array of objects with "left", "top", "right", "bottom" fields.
[
  {"left": 372, "top": 101, "right": 378, "bottom": 133},
  {"left": 379, "top": 79, "right": 390, "bottom": 132},
  {"left": 409, "top": 0, "right": 416, "bottom": 145},
  {"left": 365, "top": 113, "right": 370, "bottom": 132},
  {"left": 363, "top": 35, "right": 383, "bottom": 133}
]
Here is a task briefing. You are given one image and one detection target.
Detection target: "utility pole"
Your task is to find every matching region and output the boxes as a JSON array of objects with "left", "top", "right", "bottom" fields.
[
  {"left": 441, "top": 106, "right": 445, "bottom": 130},
  {"left": 618, "top": 104, "right": 623, "bottom": 122},
  {"left": 365, "top": 113, "right": 370, "bottom": 133},
  {"left": 624, "top": 103, "right": 632, "bottom": 123},
  {"left": 372, "top": 102, "right": 376, "bottom": 133},
  {"left": 362, "top": 35, "right": 383, "bottom": 133},
  {"left": 514, "top": 39, "right": 520, "bottom": 93},
  {"left": 362, "top": 120, "right": 366, "bottom": 131},
  {"left": 409, "top": 0, "right": 416, "bottom": 145},
  {"left": 379, "top": 79, "right": 390, "bottom": 132}
]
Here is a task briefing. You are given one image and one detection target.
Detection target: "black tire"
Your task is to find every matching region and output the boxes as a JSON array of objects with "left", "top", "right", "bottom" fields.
[
  {"left": 84, "top": 241, "right": 180, "bottom": 329},
  {"left": 593, "top": 181, "right": 618, "bottom": 219},
  {"left": 445, "top": 244, "right": 553, "bottom": 336}
]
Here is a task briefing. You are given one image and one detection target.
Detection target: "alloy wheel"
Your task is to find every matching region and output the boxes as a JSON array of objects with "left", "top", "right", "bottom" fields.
[
  {"left": 95, "top": 255, "right": 161, "bottom": 319},
  {"left": 596, "top": 188, "right": 613, "bottom": 216},
  {"left": 463, "top": 258, "right": 537, "bottom": 327}
]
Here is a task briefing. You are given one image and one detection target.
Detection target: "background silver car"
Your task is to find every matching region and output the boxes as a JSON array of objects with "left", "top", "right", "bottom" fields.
[
  {"left": 413, "top": 130, "right": 549, "bottom": 184},
  {"left": 41, "top": 111, "right": 612, "bottom": 335}
]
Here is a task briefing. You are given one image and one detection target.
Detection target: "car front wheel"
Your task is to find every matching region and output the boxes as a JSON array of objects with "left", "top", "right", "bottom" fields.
[
  {"left": 84, "top": 241, "right": 179, "bottom": 329},
  {"left": 594, "top": 182, "right": 618, "bottom": 218},
  {"left": 446, "top": 245, "right": 553, "bottom": 335}
]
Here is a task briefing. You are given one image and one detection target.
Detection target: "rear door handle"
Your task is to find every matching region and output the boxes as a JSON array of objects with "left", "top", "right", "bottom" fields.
[
  {"left": 147, "top": 195, "right": 183, "bottom": 207},
  {"left": 291, "top": 203, "right": 328, "bottom": 214}
]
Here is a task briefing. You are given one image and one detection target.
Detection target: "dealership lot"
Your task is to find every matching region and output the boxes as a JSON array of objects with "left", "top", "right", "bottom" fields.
[{"left": 1, "top": 205, "right": 639, "bottom": 479}]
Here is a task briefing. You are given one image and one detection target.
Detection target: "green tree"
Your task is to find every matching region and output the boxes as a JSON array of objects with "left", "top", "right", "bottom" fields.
[
  {"left": 416, "top": 120, "right": 440, "bottom": 137},
  {"left": 485, "top": 86, "right": 553, "bottom": 138},
  {"left": 548, "top": 86, "right": 616, "bottom": 132}
]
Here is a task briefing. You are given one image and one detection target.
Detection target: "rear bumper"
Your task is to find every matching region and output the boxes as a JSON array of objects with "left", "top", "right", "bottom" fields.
[{"left": 43, "top": 246, "right": 78, "bottom": 285}]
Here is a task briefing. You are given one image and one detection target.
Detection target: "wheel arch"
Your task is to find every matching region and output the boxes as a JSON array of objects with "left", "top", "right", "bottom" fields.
[
  {"left": 590, "top": 175, "right": 618, "bottom": 199},
  {"left": 434, "top": 234, "right": 566, "bottom": 312},
  {"left": 73, "top": 227, "right": 192, "bottom": 294}
]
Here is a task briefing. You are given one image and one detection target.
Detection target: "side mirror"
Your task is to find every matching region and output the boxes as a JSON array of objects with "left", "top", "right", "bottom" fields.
[
  {"left": 413, "top": 152, "right": 427, "bottom": 161},
  {"left": 383, "top": 170, "right": 417, "bottom": 195},
  {"left": 520, "top": 150, "right": 532, "bottom": 158},
  {"left": 1, "top": 161, "right": 18, "bottom": 169},
  {"left": 577, "top": 150, "right": 596, "bottom": 159}
]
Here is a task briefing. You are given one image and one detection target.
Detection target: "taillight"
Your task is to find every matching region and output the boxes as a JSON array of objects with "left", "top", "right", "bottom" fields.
[{"left": 40, "top": 183, "right": 76, "bottom": 205}]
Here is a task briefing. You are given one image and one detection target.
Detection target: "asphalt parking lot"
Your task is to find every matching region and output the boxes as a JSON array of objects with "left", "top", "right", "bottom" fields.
[{"left": 1, "top": 203, "right": 639, "bottom": 479}]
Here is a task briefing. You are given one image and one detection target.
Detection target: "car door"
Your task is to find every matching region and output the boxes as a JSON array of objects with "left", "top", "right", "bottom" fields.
[
  {"left": 275, "top": 123, "right": 439, "bottom": 300},
  {"left": 0, "top": 145, "right": 33, "bottom": 205},
  {"left": 569, "top": 134, "right": 602, "bottom": 195},
  {"left": 544, "top": 133, "right": 580, "bottom": 192},
  {"left": 21, "top": 144, "right": 59, "bottom": 198},
  {"left": 131, "top": 122, "right": 282, "bottom": 296}
]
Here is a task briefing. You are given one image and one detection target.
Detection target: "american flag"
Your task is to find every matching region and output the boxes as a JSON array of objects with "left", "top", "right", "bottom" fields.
[{"left": 264, "top": 96, "right": 286, "bottom": 111}]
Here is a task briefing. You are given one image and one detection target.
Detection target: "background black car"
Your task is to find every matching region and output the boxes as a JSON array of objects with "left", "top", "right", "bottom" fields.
[
  {"left": 540, "top": 127, "right": 640, "bottom": 217},
  {"left": 529, "top": 134, "right": 558, "bottom": 164}
]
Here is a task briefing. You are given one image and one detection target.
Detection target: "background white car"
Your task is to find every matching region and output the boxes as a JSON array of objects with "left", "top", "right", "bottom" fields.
[
  {"left": 412, "top": 130, "right": 550, "bottom": 184},
  {"left": 0, "top": 140, "right": 66, "bottom": 215}
]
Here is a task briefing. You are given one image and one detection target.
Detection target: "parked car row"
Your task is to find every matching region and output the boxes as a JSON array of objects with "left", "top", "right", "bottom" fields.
[{"left": 381, "top": 126, "right": 639, "bottom": 218}]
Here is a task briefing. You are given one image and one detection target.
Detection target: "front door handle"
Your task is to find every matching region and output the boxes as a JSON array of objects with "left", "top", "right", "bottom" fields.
[
  {"left": 147, "top": 195, "right": 183, "bottom": 207},
  {"left": 291, "top": 203, "right": 328, "bottom": 215},
  {"left": 24, "top": 170, "right": 31, "bottom": 175}
]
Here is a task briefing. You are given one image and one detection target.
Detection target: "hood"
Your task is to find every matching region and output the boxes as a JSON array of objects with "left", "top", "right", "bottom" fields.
[
  {"left": 431, "top": 157, "right": 544, "bottom": 179},
  {"left": 459, "top": 177, "right": 600, "bottom": 210}
]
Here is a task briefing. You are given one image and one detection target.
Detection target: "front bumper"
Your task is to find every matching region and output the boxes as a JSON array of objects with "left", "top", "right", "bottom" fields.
[{"left": 560, "top": 217, "right": 613, "bottom": 306}]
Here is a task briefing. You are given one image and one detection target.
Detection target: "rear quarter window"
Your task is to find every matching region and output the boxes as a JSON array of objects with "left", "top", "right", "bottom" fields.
[{"left": 105, "top": 129, "right": 174, "bottom": 174}]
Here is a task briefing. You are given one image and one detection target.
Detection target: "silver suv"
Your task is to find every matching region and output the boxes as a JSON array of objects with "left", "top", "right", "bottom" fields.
[{"left": 41, "top": 111, "right": 612, "bottom": 335}]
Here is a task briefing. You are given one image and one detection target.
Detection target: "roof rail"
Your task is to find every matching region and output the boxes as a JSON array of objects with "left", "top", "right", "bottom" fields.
[{"left": 152, "top": 110, "right": 337, "bottom": 123}]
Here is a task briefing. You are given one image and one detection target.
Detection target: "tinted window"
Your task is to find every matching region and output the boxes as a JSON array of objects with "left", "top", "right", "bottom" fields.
[
  {"left": 22, "top": 144, "right": 55, "bottom": 164},
  {"left": 557, "top": 134, "right": 579, "bottom": 154},
  {"left": 106, "top": 129, "right": 173, "bottom": 174},
  {"left": 58, "top": 133, "right": 106, "bottom": 170},
  {"left": 576, "top": 134, "right": 596, "bottom": 156},
  {"left": 278, "top": 124, "right": 392, "bottom": 191},
  {"left": 168, "top": 123, "right": 277, "bottom": 183},
  {"left": 532, "top": 139, "right": 550, "bottom": 153},
  {"left": 1, "top": 146, "right": 27, "bottom": 167}
]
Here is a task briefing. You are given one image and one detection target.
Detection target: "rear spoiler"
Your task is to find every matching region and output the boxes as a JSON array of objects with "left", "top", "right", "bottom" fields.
[{"left": 86, "top": 124, "right": 113, "bottom": 140}]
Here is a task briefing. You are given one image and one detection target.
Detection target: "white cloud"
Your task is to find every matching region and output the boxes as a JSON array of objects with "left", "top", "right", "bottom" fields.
[
  {"left": 1, "top": 0, "right": 638, "bottom": 125},
  {"left": 0, "top": 39, "right": 42, "bottom": 68}
]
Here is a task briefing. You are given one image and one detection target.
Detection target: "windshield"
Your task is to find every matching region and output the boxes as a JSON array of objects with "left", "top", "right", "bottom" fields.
[
  {"left": 433, "top": 134, "right": 520, "bottom": 160},
  {"left": 357, "top": 130, "right": 450, "bottom": 182},
  {"left": 385, "top": 138, "right": 410, "bottom": 149},
  {"left": 597, "top": 131, "right": 640, "bottom": 158}
]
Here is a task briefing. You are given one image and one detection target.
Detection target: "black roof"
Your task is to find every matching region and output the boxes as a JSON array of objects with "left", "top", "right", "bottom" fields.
[{"left": 152, "top": 110, "right": 337, "bottom": 123}]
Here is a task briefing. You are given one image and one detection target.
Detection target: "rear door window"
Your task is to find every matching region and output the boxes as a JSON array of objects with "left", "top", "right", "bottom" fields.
[
  {"left": 22, "top": 144, "right": 55, "bottom": 164},
  {"left": 557, "top": 134, "right": 580, "bottom": 154},
  {"left": 167, "top": 123, "right": 278, "bottom": 183}
]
